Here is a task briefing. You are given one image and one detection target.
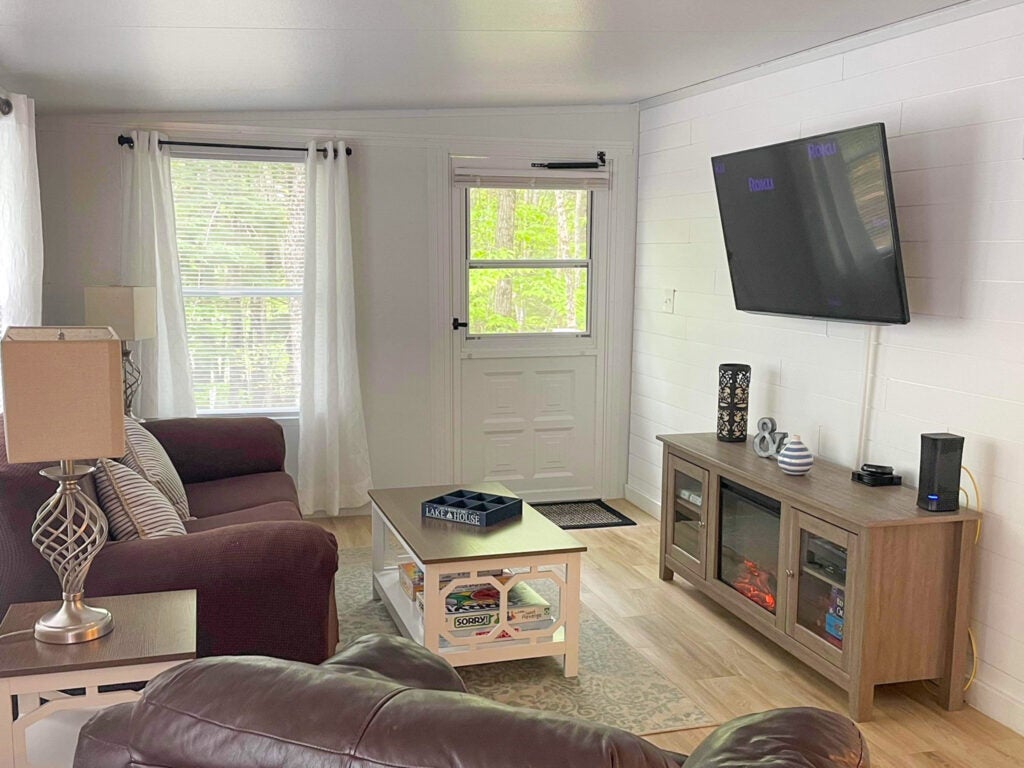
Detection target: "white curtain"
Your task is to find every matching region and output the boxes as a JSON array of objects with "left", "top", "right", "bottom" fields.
[
  {"left": 0, "top": 92, "right": 44, "bottom": 401},
  {"left": 121, "top": 130, "right": 196, "bottom": 418},
  {"left": 298, "top": 140, "right": 372, "bottom": 514}
]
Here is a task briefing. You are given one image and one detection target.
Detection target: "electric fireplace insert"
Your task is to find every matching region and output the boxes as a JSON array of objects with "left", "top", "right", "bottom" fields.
[{"left": 717, "top": 479, "right": 782, "bottom": 614}]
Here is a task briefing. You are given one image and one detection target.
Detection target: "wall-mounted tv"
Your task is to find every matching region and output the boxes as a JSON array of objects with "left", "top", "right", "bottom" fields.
[{"left": 711, "top": 123, "right": 910, "bottom": 324}]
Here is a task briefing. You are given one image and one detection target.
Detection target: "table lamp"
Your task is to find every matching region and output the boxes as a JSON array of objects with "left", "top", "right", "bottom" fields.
[
  {"left": 1, "top": 326, "right": 125, "bottom": 643},
  {"left": 84, "top": 286, "right": 156, "bottom": 418}
]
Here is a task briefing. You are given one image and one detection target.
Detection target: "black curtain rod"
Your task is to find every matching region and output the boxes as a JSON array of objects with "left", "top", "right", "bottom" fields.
[{"left": 117, "top": 135, "right": 352, "bottom": 157}]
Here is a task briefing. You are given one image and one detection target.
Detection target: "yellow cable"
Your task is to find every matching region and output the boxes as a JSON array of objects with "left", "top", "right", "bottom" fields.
[
  {"left": 965, "top": 627, "right": 979, "bottom": 691},
  {"left": 961, "top": 466, "right": 982, "bottom": 543},
  {"left": 961, "top": 466, "right": 981, "bottom": 691}
]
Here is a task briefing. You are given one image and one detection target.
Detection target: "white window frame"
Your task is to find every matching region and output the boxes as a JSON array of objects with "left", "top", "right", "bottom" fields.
[
  {"left": 451, "top": 158, "right": 610, "bottom": 352},
  {"left": 168, "top": 146, "right": 306, "bottom": 418}
]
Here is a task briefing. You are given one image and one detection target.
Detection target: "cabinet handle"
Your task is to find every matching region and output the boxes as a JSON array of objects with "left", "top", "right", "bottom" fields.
[
  {"left": 785, "top": 569, "right": 795, "bottom": 578},
  {"left": 697, "top": 520, "right": 705, "bottom": 529}
]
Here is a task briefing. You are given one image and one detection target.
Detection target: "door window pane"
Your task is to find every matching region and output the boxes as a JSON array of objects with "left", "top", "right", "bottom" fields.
[
  {"left": 465, "top": 187, "right": 591, "bottom": 336},
  {"left": 469, "top": 189, "right": 588, "bottom": 261},
  {"left": 468, "top": 266, "right": 587, "bottom": 335}
]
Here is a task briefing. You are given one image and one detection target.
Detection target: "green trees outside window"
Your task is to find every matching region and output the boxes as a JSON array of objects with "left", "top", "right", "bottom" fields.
[
  {"left": 467, "top": 188, "right": 590, "bottom": 335},
  {"left": 170, "top": 158, "right": 305, "bottom": 413}
]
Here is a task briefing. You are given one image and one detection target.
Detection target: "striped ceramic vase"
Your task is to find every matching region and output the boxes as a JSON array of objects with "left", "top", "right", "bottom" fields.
[{"left": 777, "top": 435, "right": 814, "bottom": 476}]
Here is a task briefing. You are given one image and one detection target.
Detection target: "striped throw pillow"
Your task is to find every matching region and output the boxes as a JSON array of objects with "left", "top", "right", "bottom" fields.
[
  {"left": 122, "top": 417, "right": 191, "bottom": 521},
  {"left": 94, "top": 459, "right": 187, "bottom": 541}
]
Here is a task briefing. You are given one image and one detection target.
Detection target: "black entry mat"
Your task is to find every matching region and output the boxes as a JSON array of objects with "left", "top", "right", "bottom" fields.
[{"left": 532, "top": 500, "right": 637, "bottom": 530}]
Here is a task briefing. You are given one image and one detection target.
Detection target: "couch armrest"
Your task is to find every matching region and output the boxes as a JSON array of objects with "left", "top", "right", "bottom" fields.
[
  {"left": 143, "top": 417, "right": 287, "bottom": 485},
  {"left": 325, "top": 633, "right": 468, "bottom": 692},
  {"left": 88, "top": 521, "right": 338, "bottom": 663},
  {"left": 682, "top": 707, "right": 869, "bottom": 768},
  {"left": 74, "top": 703, "right": 134, "bottom": 768}
]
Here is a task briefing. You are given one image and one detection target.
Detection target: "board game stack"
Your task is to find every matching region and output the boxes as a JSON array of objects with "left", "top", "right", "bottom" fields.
[{"left": 416, "top": 578, "right": 553, "bottom": 634}]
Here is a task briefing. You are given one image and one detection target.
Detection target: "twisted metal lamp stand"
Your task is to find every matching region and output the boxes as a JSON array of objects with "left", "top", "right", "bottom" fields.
[
  {"left": 31, "top": 461, "right": 114, "bottom": 644},
  {"left": 121, "top": 340, "right": 142, "bottom": 418}
]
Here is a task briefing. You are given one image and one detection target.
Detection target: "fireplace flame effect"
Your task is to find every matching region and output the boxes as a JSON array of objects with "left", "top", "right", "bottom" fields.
[{"left": 732, "top": 559, "right": 777, "bottom": 612}]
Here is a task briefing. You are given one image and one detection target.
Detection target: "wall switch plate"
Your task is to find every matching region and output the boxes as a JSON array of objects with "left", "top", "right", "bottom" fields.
[{"left": 661, "top": 288, "right": 676, "bottom": 313}]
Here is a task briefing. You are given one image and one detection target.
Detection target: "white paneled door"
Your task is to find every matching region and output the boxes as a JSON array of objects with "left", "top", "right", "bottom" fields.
[
  {"left": 459, "top": 355, "right": 598, "bottom": 500},
  {"left": 450, "top": 162, "right": 610, "bottom": 502}
]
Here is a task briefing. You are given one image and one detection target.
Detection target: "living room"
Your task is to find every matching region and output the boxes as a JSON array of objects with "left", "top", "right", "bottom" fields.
[{"left": 1, "top": 1, "right": 1023, "bottom": 766}]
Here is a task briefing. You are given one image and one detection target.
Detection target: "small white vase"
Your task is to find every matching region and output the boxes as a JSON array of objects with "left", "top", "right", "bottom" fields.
[{"left": 777, "top": 435, "right": 814, "bottom": 476}]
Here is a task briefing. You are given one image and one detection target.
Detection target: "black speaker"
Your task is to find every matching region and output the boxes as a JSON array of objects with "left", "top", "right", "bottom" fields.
[{"left": 917, "top": 433, "right": 964, "bottom": 512}]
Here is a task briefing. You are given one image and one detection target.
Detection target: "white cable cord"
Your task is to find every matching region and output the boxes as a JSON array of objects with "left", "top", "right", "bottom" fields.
[{"left": 855, "top": 325, "right": 881, "bottom": 468}]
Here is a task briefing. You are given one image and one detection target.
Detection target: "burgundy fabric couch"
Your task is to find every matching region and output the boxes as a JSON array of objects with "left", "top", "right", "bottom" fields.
[
  {"left": 0, "top": 417, "right": 339, "bottom": 664},
  {"left": 74, "top": 633, "right": 869, "bottom": 768}
]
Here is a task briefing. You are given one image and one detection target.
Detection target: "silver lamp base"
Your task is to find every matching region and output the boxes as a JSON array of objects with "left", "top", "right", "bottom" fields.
[
  {"left": 34, "top": 594, "right": 114, "bottom": 644},
  {"left": 32, "top": 462, "right": 115, "bottom": 644}
]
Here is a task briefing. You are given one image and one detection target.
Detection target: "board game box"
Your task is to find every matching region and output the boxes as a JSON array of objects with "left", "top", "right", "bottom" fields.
[
  {"left": 825, "top": 586, "right": 845, "bottom": 649},
  {"left": 417, "top": 579, "right": 552, "bottom": 631},
  {"left": 398, "top": 561, "right": 506, "bottom": 601},
  {"left": 438, "top": 617, "right": 556, "bottom": 647}
]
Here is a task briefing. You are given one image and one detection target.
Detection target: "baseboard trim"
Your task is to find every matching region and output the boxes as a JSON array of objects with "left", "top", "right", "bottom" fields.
[
  {"left": 624, "top": 484, "right": 660, "bottom": 520},
  {"left": 967, "top": 676, "right": 1024, "bottom": 736}
]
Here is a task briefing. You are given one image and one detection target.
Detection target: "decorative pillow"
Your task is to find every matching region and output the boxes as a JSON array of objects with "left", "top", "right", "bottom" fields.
[
  {"left": 94, "top": 459, "right": 187, "bottom": 541},
  {"left": 121, "top": 417, "right": 191, "bottom": 521}
]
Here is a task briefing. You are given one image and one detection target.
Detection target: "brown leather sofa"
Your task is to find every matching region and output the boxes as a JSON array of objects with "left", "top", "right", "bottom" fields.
[
  {"left": 0, "top": 417, "right": 339, "bottom": 663},
  {"left": 75, "top": 633, "right": 869, "bottom": 768}
]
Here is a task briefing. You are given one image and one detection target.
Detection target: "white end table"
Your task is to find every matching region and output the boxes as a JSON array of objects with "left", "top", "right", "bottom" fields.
[{"left": 0, "top": 590, "right": 196, "bottom": 768}]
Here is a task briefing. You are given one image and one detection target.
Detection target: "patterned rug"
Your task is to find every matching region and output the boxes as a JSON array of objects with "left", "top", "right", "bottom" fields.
[
  {"left": 533, "top": 499, "right": 637, "bottom": 530},
  {"left": 335, "top": 547, "right": 713, "bottom": 734}
]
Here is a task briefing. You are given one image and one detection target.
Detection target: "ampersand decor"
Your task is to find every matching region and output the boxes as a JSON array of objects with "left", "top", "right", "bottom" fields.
[{"left": 752, "top": 416, "right": 788, "bottom": 458}]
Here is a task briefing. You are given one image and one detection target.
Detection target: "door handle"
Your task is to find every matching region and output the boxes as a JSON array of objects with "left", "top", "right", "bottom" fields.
[{"left": 452, "top": 317, "right": 468, "bottom": 331}]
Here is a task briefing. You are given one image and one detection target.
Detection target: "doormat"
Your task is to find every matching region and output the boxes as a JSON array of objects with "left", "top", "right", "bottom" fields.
[{"left": 532, "top": 499, "right": 637, "bottom": 530}]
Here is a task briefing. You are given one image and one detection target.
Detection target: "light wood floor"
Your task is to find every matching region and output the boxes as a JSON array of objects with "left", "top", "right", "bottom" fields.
[{"left": 315, "top": 500, "right": 1024, "bottom": 766}]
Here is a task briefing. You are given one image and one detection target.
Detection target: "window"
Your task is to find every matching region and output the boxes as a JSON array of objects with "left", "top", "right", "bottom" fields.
[
  {"left": 466, "top": 187, "right": 591, "bottom": 336},
  {"left": 170, "top": 157, "right": 305, "bottom": 413}
]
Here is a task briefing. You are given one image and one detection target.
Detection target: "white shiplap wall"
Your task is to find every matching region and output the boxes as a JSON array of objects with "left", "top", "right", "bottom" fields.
[{"left": 627, "top": 2, "right": 1024, "bottom": 733}]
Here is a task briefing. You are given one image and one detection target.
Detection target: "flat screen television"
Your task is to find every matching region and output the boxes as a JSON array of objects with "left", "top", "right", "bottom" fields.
[{"left": 711, "top": 123, "right": 910, "bottom": 324}]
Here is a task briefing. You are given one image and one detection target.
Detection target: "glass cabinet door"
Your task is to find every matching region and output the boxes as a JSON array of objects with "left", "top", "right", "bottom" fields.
[
  {"left": 666, "top": 455, "right": 708, "bottom": 576},
  {"left": 785, "top": 510, "right": 857, "bottom": 670}
]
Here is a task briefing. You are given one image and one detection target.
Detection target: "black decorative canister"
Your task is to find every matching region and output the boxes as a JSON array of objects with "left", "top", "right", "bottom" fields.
[{"left": 717, "top": 363, "right": 751, "bottom": 442}]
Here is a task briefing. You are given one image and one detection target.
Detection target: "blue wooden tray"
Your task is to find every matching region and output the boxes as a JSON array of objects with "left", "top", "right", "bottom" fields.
[{"left": 421, "top": 489, "right": 523, "bottom": 527}]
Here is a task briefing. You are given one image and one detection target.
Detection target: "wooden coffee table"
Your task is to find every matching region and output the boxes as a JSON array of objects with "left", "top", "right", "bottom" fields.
[
  {"left": 0, "top": 590, "right": 196, "bottom": 768},
  {"left": 368, "top": 483, "right": 587, "bottom": 677}
]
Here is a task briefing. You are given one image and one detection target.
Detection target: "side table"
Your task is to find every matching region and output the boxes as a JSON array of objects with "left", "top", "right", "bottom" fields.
[{"left": 0, "top": 590, "right": 196, "bottom": 768}]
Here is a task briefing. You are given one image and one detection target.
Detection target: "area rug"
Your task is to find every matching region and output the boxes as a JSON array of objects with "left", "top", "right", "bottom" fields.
[
  {"left": 532, "top": 499, "right": 637, "bottom": 530},
  {"left": 335, "top": 547, "right": 713, "bottom": 734}
]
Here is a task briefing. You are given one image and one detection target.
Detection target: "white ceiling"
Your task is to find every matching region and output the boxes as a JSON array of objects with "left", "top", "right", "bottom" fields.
[{"left": 0, "top": 0, "right": 971, "bottom": 114}]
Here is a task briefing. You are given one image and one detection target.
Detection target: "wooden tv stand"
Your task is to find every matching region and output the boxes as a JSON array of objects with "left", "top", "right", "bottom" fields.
[{"left": 657, "top": 433, "right": 978, "bottom": 721}]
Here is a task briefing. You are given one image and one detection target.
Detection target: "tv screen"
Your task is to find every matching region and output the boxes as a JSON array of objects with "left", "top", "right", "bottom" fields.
[{"left": 711, "top": 123, "right": 910, "bottom": 324}]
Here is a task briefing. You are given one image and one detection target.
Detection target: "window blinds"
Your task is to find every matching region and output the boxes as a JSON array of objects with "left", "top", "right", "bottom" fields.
[
  {"left": 170, "top": 157, "right": 306, "bottom": 413},
  {"left": 452, "top": 166, "right": 609, "bottom": 190}
]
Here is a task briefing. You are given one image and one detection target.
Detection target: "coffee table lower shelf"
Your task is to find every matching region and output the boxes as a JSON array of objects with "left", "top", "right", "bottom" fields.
[
  {"left": 370, "top": 504, "right": 581, "bottom": 677},
  {"left": 372, "top": 567, "right": 571, "bottom": 669}
]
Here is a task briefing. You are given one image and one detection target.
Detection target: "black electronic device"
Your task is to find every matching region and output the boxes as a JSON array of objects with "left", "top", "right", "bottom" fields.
[
  {"left": 916, "top": 433, "right": 964, "bottom": 512},
  {"left": 805, "top": 536, "right": 848, "bottom": 581},
  {"left": 851, "top": 464, "right": 902, "bottom": 487},
  {"left": 860, "top": 463, "right": 893, "bottom": 475},
  {"left": 710, "top": 123, "right": 910, "bottom": 325}
]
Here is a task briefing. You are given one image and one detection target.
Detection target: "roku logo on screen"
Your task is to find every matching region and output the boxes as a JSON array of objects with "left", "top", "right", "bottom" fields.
[
  {"left": 807, "top": 140, "right": 838, "bottom": 159},
  {"left": 748, "top": 176, "right": 774, "bottom": 192}
]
